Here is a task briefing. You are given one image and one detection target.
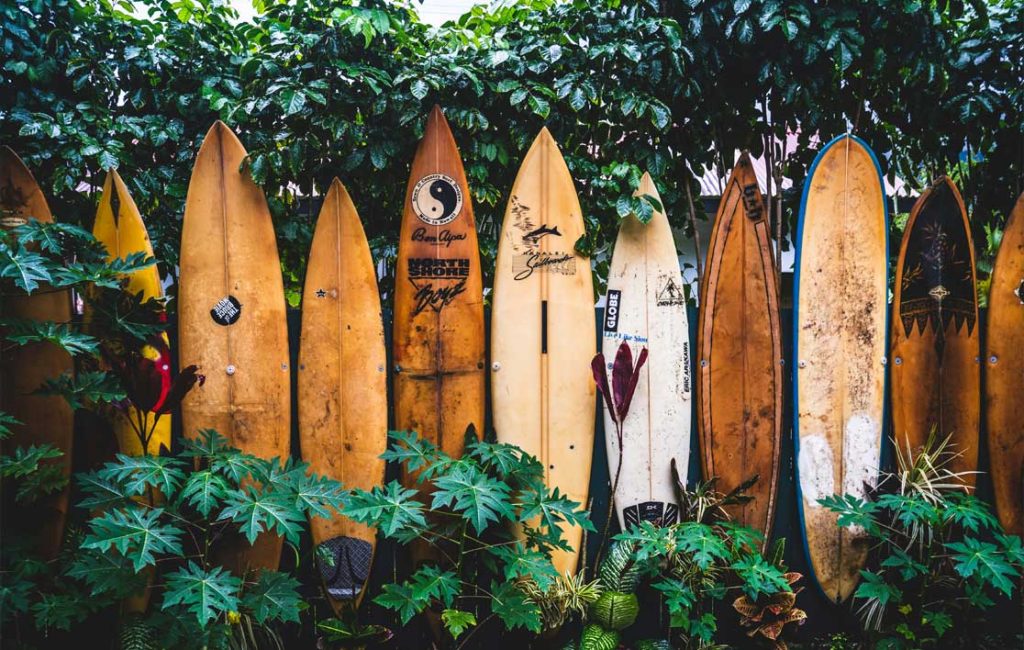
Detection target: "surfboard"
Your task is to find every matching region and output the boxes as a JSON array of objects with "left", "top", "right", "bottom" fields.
[
  {"left": 601, "top": 172, "right": 690, "bottom": 532},
  {"left": 891, "top": 177, "right": 979, "bottom": 480},
  {"left": 697, "top": 153, "right": 782, "bottom": 542},
  {"left": 0, "top": 146, "right": 74, "bottom": 560},
  {"left": 393, "top": 106, "right": 485, "bottom": 527},
  {"left": 298, "top": 179, "right": 387, "bottom": 610},
  {"left": 93, "top": 169, "right": 172, "bottom": 458},
  {"left": 491, "top": 128, "right": 595, "bottom": 575},
  {"left": 987, "top": 190, "right": 1024, "bottom": 536},
  {"left": 179, "top": 121, "right": 291, "bottom": 573},
  {"left": 793, "top": 134, "right": 888, "bottom": 603}
]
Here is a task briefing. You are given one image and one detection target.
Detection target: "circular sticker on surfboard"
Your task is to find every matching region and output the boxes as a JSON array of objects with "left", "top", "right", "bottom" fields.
[
  {"left": 210, "top": 295, "right": 241, "bottom": 326},
  {"left": 412, "top": 174, "right": 462, "bottom": 226}
]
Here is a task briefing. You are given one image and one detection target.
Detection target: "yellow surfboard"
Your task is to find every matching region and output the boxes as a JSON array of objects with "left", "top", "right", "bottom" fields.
[
  {"left": 179, "top": 122, "right": 291, "bottom": 573},
  {"left": 93, "top": 169, "right": 171, "bottom": 457},
  {"left": 491, "top": 128, "right": 596, "bottom": 575},
  {"left": 298, "top": 179, "right": 386, "bottom": 611}
]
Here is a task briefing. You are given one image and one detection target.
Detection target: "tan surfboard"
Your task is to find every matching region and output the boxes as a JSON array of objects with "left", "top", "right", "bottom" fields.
[
  {"left": 891, "top": 177, "right": 979, "bottom": 480},
  {"left": 697, "top": 154, "right": 783, "bottom": 542},
  {"left": 179, "top": 122, "right": 291, "bottom": 573},
  {"left": 298, "top": 179, "right": 386, "bottom": 610},
  {"left": 0, "top": 146, "right": 74, "bottom": 560},
  {"left": 93, "top": 169, "right": 172, "bottom": 458},
  {"left": 491, "top": 128, "right": 595, "bottom": 575},
  {"left": 794, "top": 135, "right": 888, "bottom": 603},
  {"left": 392, "top": 106, "right": 485, "bottom": 553},
  {"left": 602, "top": 172, "right": 691, "bottom": 531},
  {"left": 987, "top": 191, "right": 1024, "bottom": 536}
]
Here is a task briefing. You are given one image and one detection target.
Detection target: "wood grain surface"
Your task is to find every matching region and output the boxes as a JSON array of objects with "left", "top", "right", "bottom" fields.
[
  {"left": 299, "top": 179, "right": 386, "bottom": 610},
  {"left": 602, "top": 172, "right": 691, "bottom": 533},
  {"left": 0, "top": 146, "right": 74, "bottom": 560},
  {"left": 891, "top": 177, "right": 979, "bottom": 481},
  {"left": 987, "top": 191, "right": 1024, "bottom": 536},
  {"left": 392, "top": 106, "right": 485, "bottom": 566},
  {"left": 179, "top": 122, "right": 291, "bottom": 573},
  {"left": 491, "top": 128, "right": 595, "bottom": 574},
  {"left": 794, "top": 135, "right": 887, "bottom": 603},
  {"left": 697, "top": 153, "right": 782, "bottom": 542}
]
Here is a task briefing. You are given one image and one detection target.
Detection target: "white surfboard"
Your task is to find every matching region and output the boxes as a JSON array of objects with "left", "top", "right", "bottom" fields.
[{"left": 603, "top": 172, "right": 692, "bottom": 529}]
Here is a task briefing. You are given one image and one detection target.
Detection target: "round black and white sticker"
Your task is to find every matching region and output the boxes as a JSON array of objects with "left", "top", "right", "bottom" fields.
[
  {"left": 210, "top": 295, "right": 242, "bottom": 326},
  {"left": 411, "top": 174, "right": 462, "bottom": 226}
]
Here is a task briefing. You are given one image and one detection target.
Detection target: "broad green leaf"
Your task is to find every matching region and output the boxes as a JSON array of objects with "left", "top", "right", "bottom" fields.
[
  {"left": 0, "top": 241, "right": 51, "bottom": 293},
  {"left": 1, "top": 319, "right": 99, "bottom": 356},
  {"left": 431, "top": 465, "right": 513, "bottom": 533},
  {"left": 241, "top": 571, "right": 302, "bottom": 624},
  {"left": 488, "top": 543, "right": 559, "bottom": 590},
  {"left": 177, "top": 470, "right": 230, "bottom": 517},
  {"left": 343, "top": 480, "right": 427, "bottom": 537},
  {"left": 83, "top": 506, "right": 184, "bottom": 571},
  {"left": 217, "top": 486, "right": 305, "bottom": 545},
  {"left": 35, "top": 371, "right": 126, "bottom": 410},
  {"left": 441, "top": 609, "right": 476, "bottom": 640},
  {"left": 162, "top": 562, "right": 242, "bottom": 627},
  {"left": 99, "top": 454, "right": 188, "bottom": 498},
  {"left": 490, "top": 580, "right": 541, "bottom": 633}
]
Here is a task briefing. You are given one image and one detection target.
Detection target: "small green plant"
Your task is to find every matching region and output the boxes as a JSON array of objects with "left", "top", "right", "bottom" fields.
[
  {"left": 563, "top": 476, "right": 802, "bottom": 649},
  {"left": 820, "top": 435, "right": 1024, "bottom": 648},
  {"left": 337, "top": 429, "right": 594, "bottom": 645}
]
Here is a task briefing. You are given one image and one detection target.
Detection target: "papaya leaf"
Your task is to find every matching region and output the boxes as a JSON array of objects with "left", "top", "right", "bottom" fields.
[
  {"left": 83, "top": 506, "right": 184, "bottom": 571},
  {"left": 490, "top": 580, "right": 541, "bottom": 633},
  {"left": 241, "top": 570, "right": 302, "bottom": 624},
  {"left": 162, "top": 562, "right": 241, "bottom": 627}
]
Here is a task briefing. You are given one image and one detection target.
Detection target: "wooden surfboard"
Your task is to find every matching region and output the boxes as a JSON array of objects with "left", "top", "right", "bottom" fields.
[
  {"left": 93, "top": 169, "right": 172, "bottom": 458},
  {"left": 891, "top": 177, "right": 979, "bottom": 480},
  {"left": 697, "top": 153, "right": 782, "bottom": 542},
  {"left": 393, "top": 106, "right": 485, "bottom": 535},
  {"left": 298, "top": 179, "right": 387, "bottom": 610},
  {"left": 0, "top": 146, "right": 74, "bottom": 560},
  {"left": 491, "top": 128, "right": 595, "bottom": 575},
  {"left": 179, "top": 122, "right": 291, "bottom": 573},
  {"left": 794, "top": 134, "right": 888, "bottom": 603},
  {"left": 602, "top": 172, "right": 690, "bottom": 532},
  {"left": 987, "top": 190, "right": 1024, "bottom": 536}
]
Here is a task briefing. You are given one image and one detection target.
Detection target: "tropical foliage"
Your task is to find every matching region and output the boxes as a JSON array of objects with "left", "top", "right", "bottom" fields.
[{"left": 3, "top": 0, "right": 1023, "bottom": 303}]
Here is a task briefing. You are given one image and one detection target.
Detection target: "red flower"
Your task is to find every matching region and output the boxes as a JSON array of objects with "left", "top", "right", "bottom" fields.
[{"left": 591, "top": 341, "right": 648, "bottom": 428}]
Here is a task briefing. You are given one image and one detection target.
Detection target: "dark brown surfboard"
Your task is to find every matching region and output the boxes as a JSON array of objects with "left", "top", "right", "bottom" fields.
[
  {"left": 0, "top": 147, "right": 74, "bottom": 560},
  {"left": 891, "top": 177, "right": 979, "bottom": 481},
  {"left": 392, "top": 106, "right": 485, "bottom": 565},
  {"left": 697, "top": 153, "right": 783, "bottom": 543},
  {"left": 987, "top": 191, "right": 1024, "bottom": 535}
]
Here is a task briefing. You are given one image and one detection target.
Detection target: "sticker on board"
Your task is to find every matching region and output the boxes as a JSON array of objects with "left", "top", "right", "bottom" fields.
[
  {"left": 210, "top": 295, "right": 241, "bottom": 326},
  {"left": 412, "top": 174, "right": 462, "bottom": 226}
]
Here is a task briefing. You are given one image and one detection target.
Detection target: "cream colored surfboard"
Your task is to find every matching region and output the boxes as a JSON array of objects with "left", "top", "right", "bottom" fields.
[
  {"left": 298, "top": 179, "right": 386, "bottom": 611},
  {"left": 602, "top": 172, "right": 691, "bottom": 530},
  {"left": 179, "top": 121, "right": 291, "bottom": 574},
  {"left": 491, "top": 128, "right": 596, "bottom": 575},
  {"left": 794, "top": 134, "right": 888, "bottom": 603},
  {"left": 93, "top": 169, "right": 171, "bottom": 458}
]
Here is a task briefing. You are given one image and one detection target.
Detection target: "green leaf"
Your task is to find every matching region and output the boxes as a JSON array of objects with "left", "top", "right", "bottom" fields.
[
  {"left": 590, "top": 590, "right": 639, "bottom": 631},
  {"left": 373, "top": 567, "right": 459, "bottom": 627},
  {"left": 162, "top": 562, "right": 242, "bottom": 627},
  {"left": 343, "top": 480, "right": 427, "bottom": 537},
  {"left": 65, "top": 549, "right": 145, "bottom": 598},
  {"left": 380, "top": 430, "right": 443, "bottom": 475},
  {"left": 410, "top": 79, "right": 429, "bottom": 100},
  {"left": 854, "top": 570, "right": 902, "bottom": 608},
  {"left": 517, "top": 486, "right": 593, "bottom": 537},
  {"left": 441, "top": 609, "right": 476, "bottom": 640},
  {"left": 489, "top": 543, "right": 560, "bottom": 590},
  {"left": 32, "top": 593, "right": 91, "bottom": 631},
  {"left": 218, "top": 486, "right": 305, "bottom": 545},
  {"left": 99, "top": 454, "right": 188, "bottom": 498},
  {"left": 177, "top": 470, "right": 230, "bottom": 517},
  {"left": 241, "top": 571, "right": 302, "bottom": 624},
  {"left": 83, "top": 506, "right": 184, "bottom": 571},
  {"left": 731, "top": 555, "right": 791, "bottom": 599},
  {"left": 946, "top": 537, "right": 1019, "bottom": 596},
  {"left": 35, "top": 371, "right": 126, "bottom": 410},
  {"left": 1, "top": 319, "right": 99, "bottom": 356},
  {"left": 490, "top": 580, "right": 541, "bottom": 633},
  {"left": 0, "top": 444, "right": 63, "bottom": 479},
  {"left": 581, "top": 623, "right": 619, "bottom": 650},
  {"left": 431, "top": 465, "right": 513, "bottom": 533},
  {"left": 0, "top": 412, "right": 21, "bottom": 440},
  {"left": 0, "top": 241, "right": 51, "bottom": 293}
]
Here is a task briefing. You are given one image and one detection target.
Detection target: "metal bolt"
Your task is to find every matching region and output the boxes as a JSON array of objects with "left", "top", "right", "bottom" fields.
[
  {"left": 700, "top": 359, "right": 708, "bottom": 368},
  {"left": 226, "top": 364, "right": 236, "bottom": 375},
  {"left": 798, "top": 360, "right": 807, "bottom": 368},
  {"left": 281, "top": 363, "right": 288, "bottom": 370},
  {"left": 394, "top": 364, "right": 403, "bottom": 373},
  {"left": 377, "top": 364, "right": 385, "bottom": 372},
  {"left": 989, "top": 355, "right": 998, "bottom": 364},
  {"left": 492, "top": 362, "right": 501, "bottom": 371},
  {"left": 779, "top": 358, "right": 785, "bottom": 366},
  {"left": 881, "top": 357, "right": 888, "bottom": 366},
  {"left": 894, "top": 357, "right": 902, "bottom": 365}
]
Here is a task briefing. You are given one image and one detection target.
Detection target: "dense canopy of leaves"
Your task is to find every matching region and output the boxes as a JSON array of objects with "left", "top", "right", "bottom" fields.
[{"left": 3, "top": 0, "right": 1022, "bottom": 303}]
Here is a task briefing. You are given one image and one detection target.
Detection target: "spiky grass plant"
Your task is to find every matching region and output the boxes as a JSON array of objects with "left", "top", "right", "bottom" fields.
[{"left": 518, "top": 570, "right": 602, "bottom": 634}]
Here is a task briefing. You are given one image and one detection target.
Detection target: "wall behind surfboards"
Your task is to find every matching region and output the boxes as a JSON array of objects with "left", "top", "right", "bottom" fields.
[{"left": 158, "top": 305, "right": 1018, "bottom": 647}]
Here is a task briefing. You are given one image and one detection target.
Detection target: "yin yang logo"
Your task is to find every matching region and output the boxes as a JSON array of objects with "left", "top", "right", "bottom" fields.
[{"left": 412, "top": 174, "right": 462, "bottom": 226}]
